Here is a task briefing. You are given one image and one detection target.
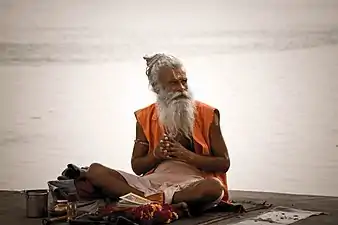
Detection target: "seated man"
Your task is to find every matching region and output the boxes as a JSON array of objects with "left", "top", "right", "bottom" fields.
[{"left": 85, "top": 53, "right": 230, "bottom": 213}]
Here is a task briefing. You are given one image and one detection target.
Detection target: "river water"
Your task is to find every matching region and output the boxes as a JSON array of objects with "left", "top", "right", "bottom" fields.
[{"left": 0, "top": 0, "right": 338, "bottom": 196}]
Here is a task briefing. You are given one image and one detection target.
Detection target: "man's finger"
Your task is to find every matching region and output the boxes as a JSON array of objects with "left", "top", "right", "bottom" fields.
[
  {"left": 165, "top": 154, "right": 174, "bottom": 159},
  {"left": 167, "top": 141, "right": 180, "bottom": 149},
  {"left": 168, "top": 149, "right": 182, "bottom": 157},
  {"left": 163, "top": 141, "right": 171, "bottom": 148},
  {"left": 160, "top": 141, "right": 171, "bottom": 149},
  {"left": 173, "top": 140, "right": 184, "bottom": 147},
  {"left": 167, "top": 146, "right": 180, "bottom": 153},
  {"left": 161, "top": 148, "right": 167, "bottom": 154},
  {"left": 163, "top": 135, "right": 174, "bottom": 142},
  {"left": 167, "top": 153, "right": 178, "bottom": 159}
]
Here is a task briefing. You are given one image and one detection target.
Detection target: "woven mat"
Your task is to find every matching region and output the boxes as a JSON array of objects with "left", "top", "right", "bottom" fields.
[{"left": 172, "top": 200, "right": 272, "bottom": 225}]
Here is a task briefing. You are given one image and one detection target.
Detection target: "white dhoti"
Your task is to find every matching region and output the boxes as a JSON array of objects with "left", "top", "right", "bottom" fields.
[{"left": 116, "top": 160, "right": 205, "bottom": 204}]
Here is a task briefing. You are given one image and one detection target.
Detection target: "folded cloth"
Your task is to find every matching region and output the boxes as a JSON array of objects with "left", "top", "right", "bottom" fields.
[
  {"left": 47, "top": 179, "right": 105, "bottom": 214},
  {"left": 48, "top": 179, "right": 78, "bottom": 200},
  {"left": 55, "top": 163, "right": 103, "bottom": 200},
  {"left": 60, "top": 164, "right": 88, "bottom": 180}
]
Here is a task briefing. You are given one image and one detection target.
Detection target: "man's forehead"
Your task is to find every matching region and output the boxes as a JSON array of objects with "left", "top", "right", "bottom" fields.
[{"left": 160, "top": 67, "right": 186, "bottom": 80}]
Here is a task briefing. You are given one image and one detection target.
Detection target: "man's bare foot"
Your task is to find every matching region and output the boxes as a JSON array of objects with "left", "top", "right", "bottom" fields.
[{"left": 172, "top": 202, "right": 191, "bottom": 218}]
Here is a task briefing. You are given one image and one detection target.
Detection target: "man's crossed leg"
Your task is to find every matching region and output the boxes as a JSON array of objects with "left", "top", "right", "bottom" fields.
[{"left": 85, "top": 163, "right": 224, "bottom": 214}]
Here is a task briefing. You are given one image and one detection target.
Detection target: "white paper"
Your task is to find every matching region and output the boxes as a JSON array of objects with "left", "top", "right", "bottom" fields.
[
  {"left": 119, "top": 193, "right": 152, "bottom": 205},
  {"left": 231, "top": 206, "right": 324, "bottom": 225}
]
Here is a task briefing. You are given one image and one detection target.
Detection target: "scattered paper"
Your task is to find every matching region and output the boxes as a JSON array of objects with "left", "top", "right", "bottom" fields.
[{"left": 231, "top": 206, "right": 325, "bottom": 225}]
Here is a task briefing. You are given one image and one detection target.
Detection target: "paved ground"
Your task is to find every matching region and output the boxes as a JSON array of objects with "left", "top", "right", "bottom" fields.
[
  {"left": 227, "top": 191, "right": 338, "bottom": 225},
  {"left": 1, "top": 190, "right": 337, "bottom": 224}
]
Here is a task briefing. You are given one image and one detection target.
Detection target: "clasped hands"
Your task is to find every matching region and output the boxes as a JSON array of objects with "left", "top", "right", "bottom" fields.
[{"left": 153, "top": 134, "right": 195, "bottom": 163}]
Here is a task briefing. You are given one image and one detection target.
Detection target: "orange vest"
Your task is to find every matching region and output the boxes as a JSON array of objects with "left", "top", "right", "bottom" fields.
[{"left": 135, "top": 100, "right": 229, "bottom": 202}]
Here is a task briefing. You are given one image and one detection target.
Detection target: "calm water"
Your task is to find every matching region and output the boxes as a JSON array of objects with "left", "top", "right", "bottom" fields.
[{"left": 1, "top": 0, "right": 338, "bottom": 196}]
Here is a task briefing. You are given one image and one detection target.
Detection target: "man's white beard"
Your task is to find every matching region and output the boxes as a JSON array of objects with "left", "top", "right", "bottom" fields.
[{"left": 156, "top": 89, "right": 195, "bottom": 139}]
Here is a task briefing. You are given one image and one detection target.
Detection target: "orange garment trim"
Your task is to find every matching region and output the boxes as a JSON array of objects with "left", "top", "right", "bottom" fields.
[{"left": 134, "top": 101, "right": 229, "bottom": 202}]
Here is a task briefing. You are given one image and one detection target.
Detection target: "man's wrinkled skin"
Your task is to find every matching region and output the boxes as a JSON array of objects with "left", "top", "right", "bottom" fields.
[{"left": 84, "top": 56, "right": 230, "bottom": 214}]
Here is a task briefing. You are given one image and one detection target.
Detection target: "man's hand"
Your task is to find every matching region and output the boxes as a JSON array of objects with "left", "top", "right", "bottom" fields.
[
  {"left": 167, "top": 140, "right": 196, "bottom": 163},
  {"left": 153, "top": 135, "right": 171, "bottom": 160}
]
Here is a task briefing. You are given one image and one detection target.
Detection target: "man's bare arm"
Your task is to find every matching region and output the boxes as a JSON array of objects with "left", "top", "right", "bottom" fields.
[
  {"left": 190, "top": 109, "right": 230, "bottom": 173},
  {"left": 131, "top": 122, "right": 160, "bottom": 176}
]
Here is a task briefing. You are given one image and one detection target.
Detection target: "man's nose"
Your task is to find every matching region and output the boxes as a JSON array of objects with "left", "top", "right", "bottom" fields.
[{"left": 176, "top": 82, "right": 186, "bottom": 92}]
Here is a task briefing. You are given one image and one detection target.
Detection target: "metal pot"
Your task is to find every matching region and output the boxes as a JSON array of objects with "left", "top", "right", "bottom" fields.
[{"left": 25, "top": 189, "right": 49, "bottom": 218}]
